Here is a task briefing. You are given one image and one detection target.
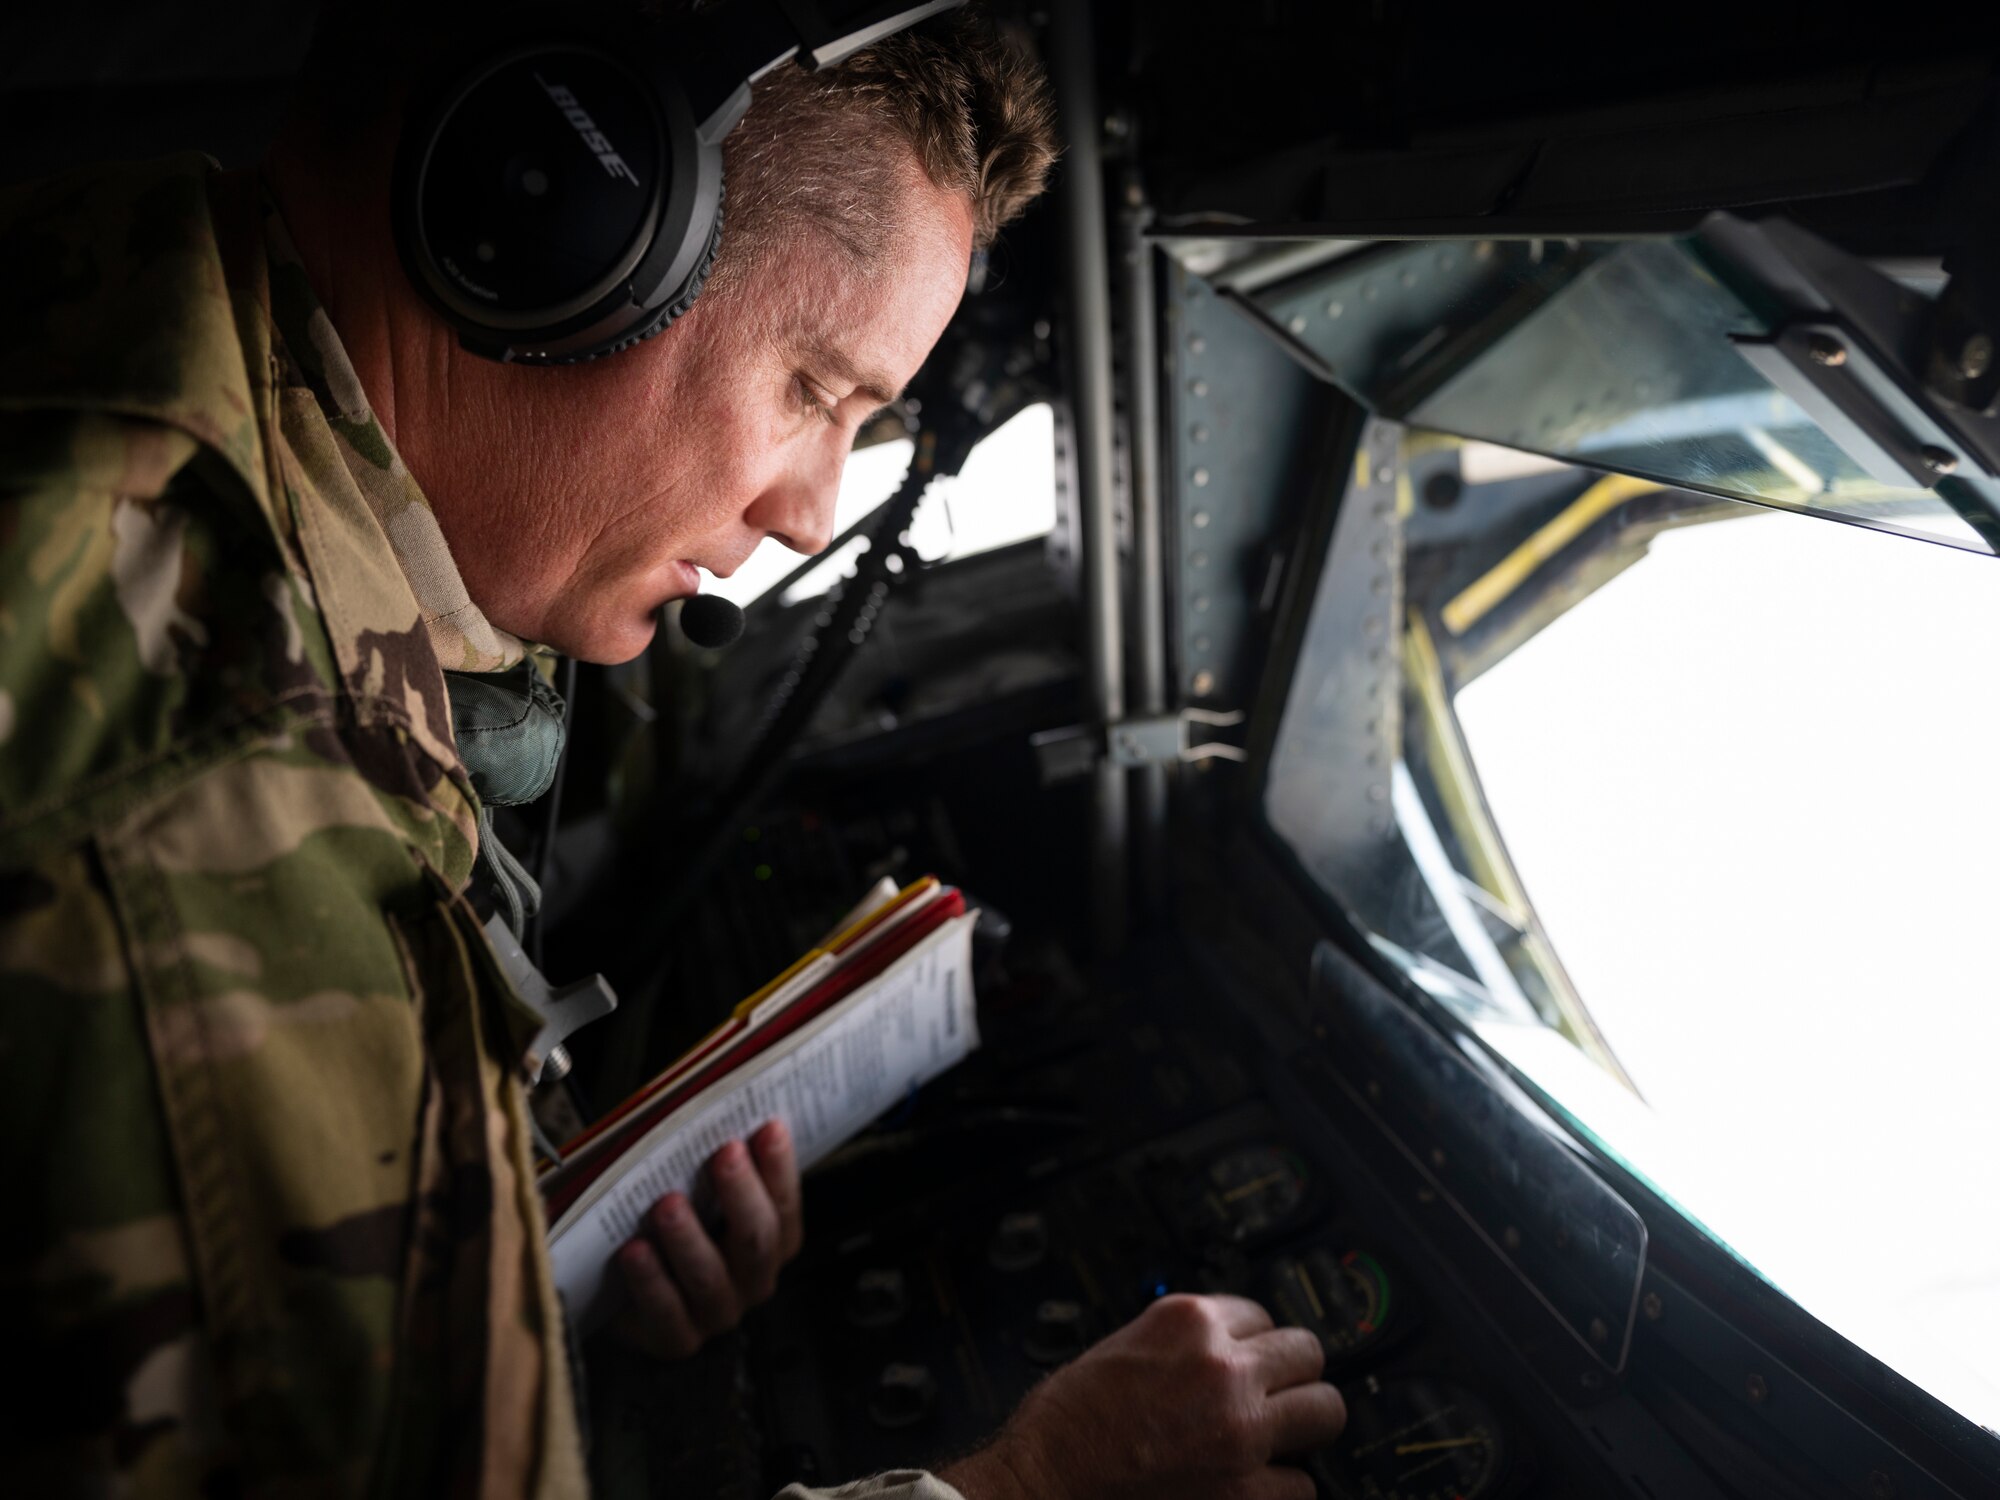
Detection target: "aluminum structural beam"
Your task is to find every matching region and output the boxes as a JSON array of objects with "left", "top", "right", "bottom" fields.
[
  {"left": 1050, "top": 2, "right": 1128, "bottom": 950},
  {"left": 1122, "top": 177, "right": 1170, "bottom": 918}
]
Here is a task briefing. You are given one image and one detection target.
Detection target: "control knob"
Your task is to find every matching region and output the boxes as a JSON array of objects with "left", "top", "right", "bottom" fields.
[
  {"left": 847, "top": 1267, "right": 909, "bottom": 1329},
  {"left": 867, "top": 1362, "right": 938, "bottom": 1430},
  {"left": 1024, "top": 1299, "right": 1088, "bottom": 1366},
  {"left": 988, "top": 1211, "right": 1050, "bottom": 1273}
]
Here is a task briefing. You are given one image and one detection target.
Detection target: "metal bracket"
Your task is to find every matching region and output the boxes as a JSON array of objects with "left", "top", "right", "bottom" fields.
[
  {"left": 483, "top": 913, "right": 619, "bottom": 1086},
  {"left": 1032, "top": 708, "right": 1247, "bottom": 784},
  {"left": 1732, "top": 322, "right": 1975, "bottom": 489},
  {"left": 1108, "top": 707, "right": 1248, "bottom": 767}
]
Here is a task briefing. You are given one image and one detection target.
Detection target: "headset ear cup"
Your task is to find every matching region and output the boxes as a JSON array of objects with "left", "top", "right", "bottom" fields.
[{"left": 525, "top": 179, "right": 725, "bottom": 366}]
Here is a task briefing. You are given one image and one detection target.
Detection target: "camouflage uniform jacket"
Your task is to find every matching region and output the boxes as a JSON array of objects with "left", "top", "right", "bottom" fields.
[
  {"left": 0, "top": 153, "right": 580, "bottom": 1497},
  {"left": 0, "top": 155, "right": 966, "bottom": 1500}
]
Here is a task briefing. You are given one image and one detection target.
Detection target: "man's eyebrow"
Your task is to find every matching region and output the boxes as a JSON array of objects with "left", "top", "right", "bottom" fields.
[{"left": 801, "top": 343, "right": 903, "bottom": 409}]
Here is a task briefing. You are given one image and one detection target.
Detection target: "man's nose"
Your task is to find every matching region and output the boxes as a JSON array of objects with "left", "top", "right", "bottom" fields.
[{"left": 747, "top": 442, "right": 844, "bottom": 558}]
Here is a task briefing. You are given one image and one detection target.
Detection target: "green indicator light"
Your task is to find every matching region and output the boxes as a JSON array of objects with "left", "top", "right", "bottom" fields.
[{"left": 753, "top": 863, "right": 773, "bottom": 881}]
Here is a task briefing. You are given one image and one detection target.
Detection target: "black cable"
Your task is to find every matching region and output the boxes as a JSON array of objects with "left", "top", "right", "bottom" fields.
[
  {"left": 530, "top": 654, "right": 579, "bottom": 971},
  {"left": 612, "top": 408, "right": 982, "bottom": 994}
]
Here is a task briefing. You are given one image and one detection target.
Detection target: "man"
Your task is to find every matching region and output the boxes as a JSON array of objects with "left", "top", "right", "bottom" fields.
[{"left": 0, "top": 4, "right": 1346, "bottom": 1496}]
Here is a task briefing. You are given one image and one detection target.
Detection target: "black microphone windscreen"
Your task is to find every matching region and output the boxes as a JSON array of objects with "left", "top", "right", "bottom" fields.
[{"left": 678, "top": 593, "right": 745, "bottom": 649}]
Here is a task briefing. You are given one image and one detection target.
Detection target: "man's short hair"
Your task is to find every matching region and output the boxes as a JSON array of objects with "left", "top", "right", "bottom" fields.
[{"left": 711, "top": 10, "right": 1057, "bottom": 291}]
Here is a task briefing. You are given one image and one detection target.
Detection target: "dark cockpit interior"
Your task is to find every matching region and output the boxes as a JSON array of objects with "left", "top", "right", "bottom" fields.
[{"left": 8, "top": 4, "right": 2000, "bottom": 1497}]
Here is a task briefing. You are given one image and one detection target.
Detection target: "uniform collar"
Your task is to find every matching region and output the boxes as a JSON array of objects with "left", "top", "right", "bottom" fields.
[
  {"left": 0, "top": 153, "right": 274, "bottom": 525},
  {"left": 258, "top": 200, "right": 528, "bottom": 675}
]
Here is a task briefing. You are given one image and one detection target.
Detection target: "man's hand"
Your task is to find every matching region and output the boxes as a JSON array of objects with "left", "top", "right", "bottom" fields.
[
  {"left": 612, "top": 1119, "right": 804, "bottom": 1360},
  {"left": 939, "top": 1293, "right": 1345, "bottom": 1500}
]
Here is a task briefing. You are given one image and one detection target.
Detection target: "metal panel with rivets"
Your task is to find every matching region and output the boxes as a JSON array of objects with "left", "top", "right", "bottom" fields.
[
  {"left": 1259, "top": 416, "right": 1406, "bottom": 924},
  {"left": 1162, "top": 259, "right": 1328, "bottom": 710}
]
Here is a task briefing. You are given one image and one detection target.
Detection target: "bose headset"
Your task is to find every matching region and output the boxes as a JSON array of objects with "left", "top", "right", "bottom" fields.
[{"left": 392, "top": 0, "right": 964, "bottom": 366}]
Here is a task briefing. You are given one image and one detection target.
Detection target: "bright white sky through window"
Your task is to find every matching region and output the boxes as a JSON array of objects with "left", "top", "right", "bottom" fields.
[
  {"left": 1453, "top": 507, "right": 2000, "bottom": 1431},
  {"left": 703, "top": 403, "right": 1056, "bottom": 607}
]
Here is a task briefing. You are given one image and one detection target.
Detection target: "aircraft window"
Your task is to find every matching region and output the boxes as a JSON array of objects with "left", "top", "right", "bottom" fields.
[
  {"left": 1266, "top": 428, "right": 2000, "bottom": 1430},
  {"left": 704, "top": 402, "right": 1057, "bottom": 607},
  {"left": 1242, "top": 238, "right": 2000, "bottom": 554}
]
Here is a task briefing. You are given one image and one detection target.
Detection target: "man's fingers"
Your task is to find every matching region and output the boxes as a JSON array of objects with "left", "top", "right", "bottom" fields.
[
  {"left": 712, "top": 1139, "right": 783, "bottom": 1303},
  {"left": 1244, "top": 1326, "right": 1326, "bottom": 1392},
  {"left": 1208, "top": 1293, "right": 1278, "bottom": 1339},
  {"left": 615, "top": 1239, "right": 700, "bottom": 1359},
  {"left": 1263, "top": 1381, "right": 1348, "bottom": 1459},
  {"left": 646, "top": 1192, "right": 740, "bottom": 1335},
  {"left": 750, "top": 1120, "right": 804, "bottom": 1260}
]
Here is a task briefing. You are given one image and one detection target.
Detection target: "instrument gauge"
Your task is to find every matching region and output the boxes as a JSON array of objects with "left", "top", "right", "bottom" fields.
[
  {"left": 1315, "top": 1375, "right": 1514, "bottom": 1500},
  {"left": 1265, "top": 1247, "right": 1397, "bottom": 1366},
  {"left": 1172, "top": 1143, "right": 1315, "bottom": 1249}
]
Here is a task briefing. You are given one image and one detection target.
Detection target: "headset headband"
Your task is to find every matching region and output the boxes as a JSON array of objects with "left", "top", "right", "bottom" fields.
[{"left": 393, "top": 0, "right": 964, "bottom": 364}]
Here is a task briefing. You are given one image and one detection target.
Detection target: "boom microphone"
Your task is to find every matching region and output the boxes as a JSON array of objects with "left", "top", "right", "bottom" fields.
[{"left": 677, "top": 593, "right": 745, "bottom": 649}]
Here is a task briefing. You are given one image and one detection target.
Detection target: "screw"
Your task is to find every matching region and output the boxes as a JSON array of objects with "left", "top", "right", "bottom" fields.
[
  {"left": 1190, "top": 423, "right": 1209, "bottom": 442},
  {"left": 1326, "top": 300, "right": 1344, "bottom": 319},
  {"left": 1191, "top": 468, "right": 1210, "bottom": 488},
  {"left": 1643, "top": 1291, "right": 1663, "bottom": 1321},
  {"left": 1188, "top": 334, "right": 1206, "bottom": 355},
  {"left": 1191, "top": 670, "right": 1215, "bottom": 696},
  {"left": 1191, "top": 509, "right": 1211, "bottom": 528},
  {"left": 1806, "top": 333, "right": 1848, "bottom": 367},
  {"left": 1589, "top": 1317, "right": 1610, "bottom": 1345},
  {"left": 1429, "top": 1147, "right": 1446, "bottom": 1169},
  {"left": 1189, "top": 378, "right": 1209, "bottom": 397},
  {"left": 1746, "top": 1373, "right": 1769, "bottom": 1405},
  {"left": 1188, "top": 550, "right": 1208, "bottom": 568},
  {"left": 542, "top": 1044, "right": 573, "bottom": 1082},
  {"left": 1288, "top": 315, "right": 1307, "bottom": 334},
  {"left": 1959, "top": 333, "right": 1993, "bottom": 381},
  {"left": 1920, "top": 446, "right": 1959, "bottom": 476},
  {"left": 1423, "top": 472, "right": 1464, "bottom": 511}
]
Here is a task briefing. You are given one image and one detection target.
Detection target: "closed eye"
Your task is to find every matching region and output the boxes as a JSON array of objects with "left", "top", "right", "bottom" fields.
[{"left": 793, "top": 373, "right": 840, "bottom": 427}]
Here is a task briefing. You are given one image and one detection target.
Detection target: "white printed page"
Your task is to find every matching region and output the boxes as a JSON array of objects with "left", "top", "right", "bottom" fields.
[{"left": 550, "top": 912, "right": 979, "bottom": 1327}]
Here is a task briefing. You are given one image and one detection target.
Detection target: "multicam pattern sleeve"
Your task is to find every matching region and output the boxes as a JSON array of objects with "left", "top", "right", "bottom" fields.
[
  {"left": 0, "top": 157, "right": 583, "bottom": 1497},
  {"left": 0, "top": 153, "right": 969, "bottom": 1500}
]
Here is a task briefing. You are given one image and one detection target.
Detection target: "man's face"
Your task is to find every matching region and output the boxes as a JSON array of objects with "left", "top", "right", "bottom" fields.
[{"left": 435, "top": 170, "right": 976, "bottom": 664}]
